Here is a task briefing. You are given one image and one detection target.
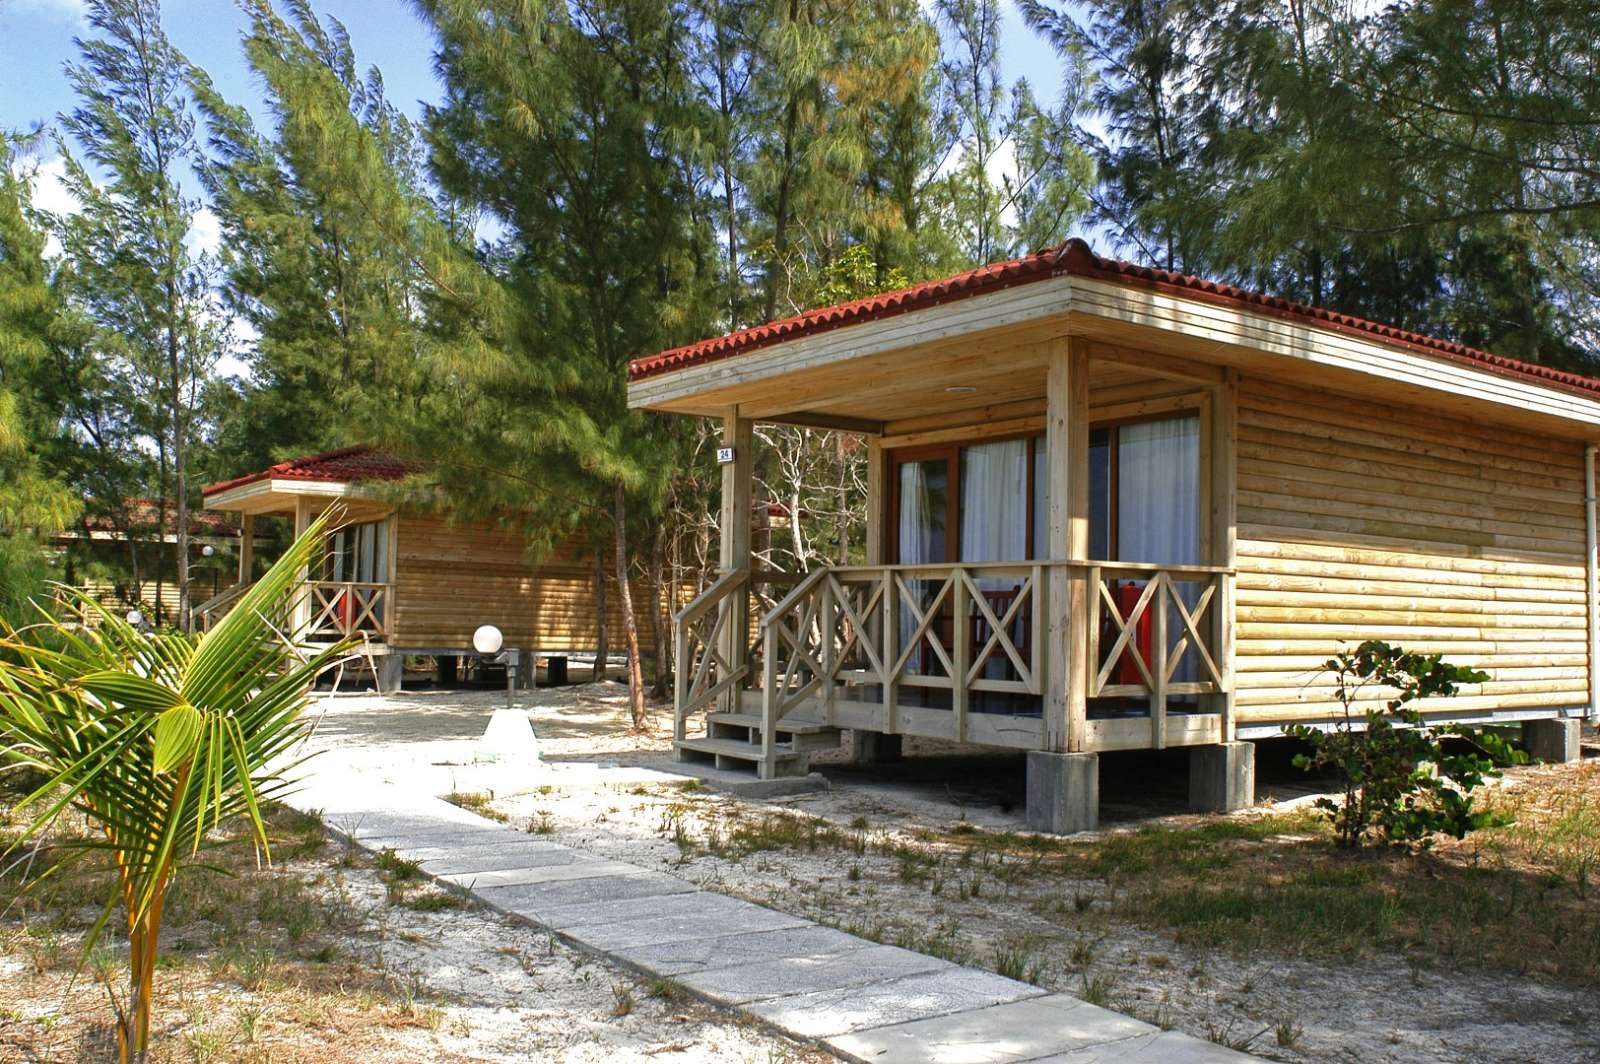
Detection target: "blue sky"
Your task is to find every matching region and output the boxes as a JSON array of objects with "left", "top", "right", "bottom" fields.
[{"left": 2, "top": 0, "right": 1067, "bottom": 149}]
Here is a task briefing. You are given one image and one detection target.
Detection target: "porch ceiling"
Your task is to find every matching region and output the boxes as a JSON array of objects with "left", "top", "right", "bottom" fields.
[
  {"left": 638, "top": 317, "right": 1202, "bottom": 435},
  {"left": 201, "top": 478, "right": 392, "bottom": 520}
]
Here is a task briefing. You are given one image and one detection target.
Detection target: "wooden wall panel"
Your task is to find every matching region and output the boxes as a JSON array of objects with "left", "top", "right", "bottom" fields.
[
  {"left": 389, "top": 515, "right": 658, "bottom": 652},
  {"left": 1235, "top": 377, "right": 1590, "bottom": 723}
]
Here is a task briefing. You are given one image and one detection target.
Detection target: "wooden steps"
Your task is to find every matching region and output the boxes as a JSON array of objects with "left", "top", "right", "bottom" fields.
[
  {"left": 674, "top": 735, "right": 807, "bottom": 776},
  {"left": 675, "top": 711, "right": 842, "bottom": 778},
  {"left": 706, "top": 710, "right": 833, "bottom": 735}
]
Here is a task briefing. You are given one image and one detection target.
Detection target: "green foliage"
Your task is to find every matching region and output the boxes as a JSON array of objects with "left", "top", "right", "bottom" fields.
[
  {"left": 0, "top": 511, "right": 345, "bottom": 1061},
  {"left": 0, "top": 136, "right": 81, "bottom": 543},
  {"left": 1285, "top": 640, "right": 1525, "bottom": 849},
  {"left": 1018, "top": 0, "right": 1599, "bottom": 369},
  {"left": 52, "top": 0, "right": 230, "bottom": 626}
]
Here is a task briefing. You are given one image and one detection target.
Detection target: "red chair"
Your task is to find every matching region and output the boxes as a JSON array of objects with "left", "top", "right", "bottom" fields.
[{"left": 1111, "top": 581, "right": 1155, "bottom": 686}]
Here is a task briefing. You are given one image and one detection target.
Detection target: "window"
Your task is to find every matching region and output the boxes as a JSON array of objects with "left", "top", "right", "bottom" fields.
[
  {"left": 890, "top": 413, "right": 1199, "bottom": 566},
  {"left": 319, "top": 519, "right": 391, "bottom": 584}
]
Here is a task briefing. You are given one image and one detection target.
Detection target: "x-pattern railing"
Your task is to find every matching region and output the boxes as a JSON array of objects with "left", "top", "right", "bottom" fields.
[
  {"left": 303, "top": 581, "right": 390, "bottom": 641},
  {"left": 1088, "top": 563, "right": 1228, "bottom": 748},
  {"left": 674, "top": 557, "right": 1232, "bottom": 763}
]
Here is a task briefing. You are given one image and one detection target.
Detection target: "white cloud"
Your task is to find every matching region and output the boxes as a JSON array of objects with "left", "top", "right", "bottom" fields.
[
  {"left": 28, "top": 155, "right": 82, "bottom": 218},
  {"left": 186, "top": 205, "right": 221, "bottom": 258}
]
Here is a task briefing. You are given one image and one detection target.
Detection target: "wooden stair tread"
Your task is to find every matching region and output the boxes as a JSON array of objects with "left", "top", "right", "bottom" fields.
[
  {"left": 705, "top": 711, "right": 838, "bottom": 735},
  {"left": 676, "top": 736, "right": 804, "bottom": 762}
]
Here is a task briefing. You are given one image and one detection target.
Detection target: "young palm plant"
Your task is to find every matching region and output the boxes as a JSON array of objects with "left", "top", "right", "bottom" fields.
[{"left": 0, "top": 511, "right": 348, "bottom": 1062}]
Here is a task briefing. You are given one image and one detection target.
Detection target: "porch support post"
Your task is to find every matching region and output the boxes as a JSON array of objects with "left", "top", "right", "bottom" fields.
[
  {"left": 1211, "top": 369, "right": 1239, "bottom": 742},
  {"left": 291, "top": 498, "right": 312, "bottom": 635},
  {"left": 1044, "top": 335, "right": 1090, "bottom": 754},
  {"left": 1032, "top": 336, "right": 1095, "bottom": 835},
  {"left": 237, "top": 514, "right": 254, "bottom": 585},
  {"left": 719, "top": 411, "right": 754, "bottom": 713},
  {"left": 852, "top": 436, "right": 898, "bottom": 762}
]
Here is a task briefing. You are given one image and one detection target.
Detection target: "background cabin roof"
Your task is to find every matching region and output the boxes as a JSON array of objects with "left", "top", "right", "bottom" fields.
[
  {"left": 202, "top": 445, "right": 421, "bottom": 498},
  {"left": 630, "top": 238, "right": 1600, "bottom": 403}
]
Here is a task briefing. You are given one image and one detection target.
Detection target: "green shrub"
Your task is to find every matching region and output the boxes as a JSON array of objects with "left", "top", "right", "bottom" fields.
[{"left": 1285, "top": 640, "right": 1524, "bottom": 848}]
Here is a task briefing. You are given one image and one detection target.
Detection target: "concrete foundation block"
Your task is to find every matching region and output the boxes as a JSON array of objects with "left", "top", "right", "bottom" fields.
[
  {"left": 851, "top": 730, "right": 902, "bottom": 765},
  {"left": 1189, "top": 742, "right": 1256, "bottom": 813},
  {"left": 376, "top": 654, "right": 404, "bottom": 694},
  {"left": 1025, "top": 751, "right": 1098, "bottom": 834},
  {"left": 1523, "top": 718, "right": 1582, "bottom": 764}
]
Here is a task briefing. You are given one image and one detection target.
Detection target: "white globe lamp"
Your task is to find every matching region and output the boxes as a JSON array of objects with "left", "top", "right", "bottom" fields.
[
  {"left": 126, "top": 610, "right": 144, "bottom": 628},
  {"left": 201, "top": 544, "right": 215, "bottom": 558},
  {"left": 473, "top": 624, "right": 503, "bottom": 656}
]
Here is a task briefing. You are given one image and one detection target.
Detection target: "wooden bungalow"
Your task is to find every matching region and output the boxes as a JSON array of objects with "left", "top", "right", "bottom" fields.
[
  {"left": 630, "top": 239, "right": 1598, "bottom": 832},
  {"left": 53, "top": 499, "right": 237, "bottom": 625},
  {"left": 199, "top": 446, "right": 646, "bottom": 690}
]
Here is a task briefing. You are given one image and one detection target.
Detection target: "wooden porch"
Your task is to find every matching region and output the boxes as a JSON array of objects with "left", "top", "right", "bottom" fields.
[
  {"left": 673, "top": 558, "right": 1234, "bottom": 777},
  {"left": 667, "top": 337, "right": 1241, "bottom": 788}
]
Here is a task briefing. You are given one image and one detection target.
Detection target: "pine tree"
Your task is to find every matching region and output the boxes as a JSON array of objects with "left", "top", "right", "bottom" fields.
[
  {"left": 194, "top": 0, "right": 442, "bottom": 467},
  {"left": 0, "top": 136, "right": 81, "bottom": 616},
  {"left": 416, "top": 0, "right": 722, "bottom": 727},
  {"left": 55, "top": 0, "right": 222, "bottom": 628}
]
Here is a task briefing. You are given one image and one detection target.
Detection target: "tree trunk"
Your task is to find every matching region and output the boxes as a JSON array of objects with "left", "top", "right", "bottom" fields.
[
  {"left": 612, "top": 481, "right": 648, "bottom": 730},
  {"left": 167, "top": 277, "right": 189, "bottom": 633},
  {"left": 593, "top": 548, "right": 608, "bottom": 683},
  {"left": 648, "top": 527, "right": 670, "bottom": 700}
]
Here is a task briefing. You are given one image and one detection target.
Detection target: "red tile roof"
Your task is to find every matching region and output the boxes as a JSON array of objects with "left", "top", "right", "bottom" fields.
[
  {"left": 202, "top": 445, "right": 423, "bottom": 498},
  {"left": 75, "top": 499, "right": 236, "bottom": 537},
  {"left": 629, "top": 238, "right": 1600, "bottom": 401}
]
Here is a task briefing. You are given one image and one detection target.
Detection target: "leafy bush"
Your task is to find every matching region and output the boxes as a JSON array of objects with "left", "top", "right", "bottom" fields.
[{"left": 1285, "top": 640, "right": 1525, "bottom": 849}]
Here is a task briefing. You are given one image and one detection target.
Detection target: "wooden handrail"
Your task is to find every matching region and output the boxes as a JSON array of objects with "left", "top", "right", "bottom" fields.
[
  {"left": 673, "top": 568, "right": 750, "bottom": 627},
  {"left": 759, "top": 567, "right": 829, "bottom": 628},
  {"left": 826, "top": 559, "right": 1233, "bottom": 577},
  {"left": 191, "top": 580, "right": 254, "bottom": 631}
]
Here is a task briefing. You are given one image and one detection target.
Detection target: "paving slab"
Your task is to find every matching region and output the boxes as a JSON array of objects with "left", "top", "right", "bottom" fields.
[
  {"left": 415, "top": 845, "right": 590, "bottom": 877},
  {"left": 1032, "top": 1030, "right": 1252, "bottom": 1063},
  {"left": 571, "top": 902, "right": 810, "bottom": 951},
  {"left": 748, "top": 967, "right": 1045, "bottom": 1040},
  {"left": 322, "top": 808, "right": 500, "bottom": 842},
  {"left": 439, "top": 858, "right": 649, "bottom": 890},
  {"left": 825, "top": 993, "right": 1150, "bottom": 1064},
  {"left": 529, "top": 885, "right": 761, "bottom": 930},
  {"left": 476, "top": 870, "right": 698, "bottom": 912},
  {"left": 611, "top": 923, "right": 873, "bottom": 977},
  {"left": 287, "top": 772, "right": 1256, "bottom": 1063},
  {"left": 681, "top": 943, "right": 951, "bottom": 1006}
]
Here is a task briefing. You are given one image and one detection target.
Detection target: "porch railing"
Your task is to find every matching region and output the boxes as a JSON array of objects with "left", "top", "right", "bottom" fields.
[
  {"left": 673, "top": 559, "right": 1233, "bottom": 763},
  {"left": 300, "top": 580, "right": 391, "bottom": 642},
  {"left": 192, "top": 580, "right": 253, "bottom": 631}
]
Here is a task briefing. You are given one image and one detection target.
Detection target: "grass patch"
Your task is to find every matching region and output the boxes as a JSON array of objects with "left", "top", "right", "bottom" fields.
[
  {"left": 444, "top": 791, "right": 509, "bottom": 823},
  {"left": 656, "top": 759, "right": 1600, "bottom": 982}
]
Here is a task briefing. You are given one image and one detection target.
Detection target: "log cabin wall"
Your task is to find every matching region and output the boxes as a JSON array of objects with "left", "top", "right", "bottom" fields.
[
  {"left": 389, "top": 514, "right": 657, "bottom": 651},
  {"left": 1234, "top": 376, "right": 1591, "bottom": 724}
]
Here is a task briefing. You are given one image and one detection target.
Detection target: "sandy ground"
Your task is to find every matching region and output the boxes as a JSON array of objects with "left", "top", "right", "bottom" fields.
[
  {"left": 0, "top": 683, "right": 828, "bottom": 1063},
  {"left": 313, "top": 844, "right": 829, "bottom": 1063},
  {"left": 300, "top": 682, "right": 1600, "bottom": 1064},
  {"left": 0, "top": 835, "right": 823, "bottom": 1063}
]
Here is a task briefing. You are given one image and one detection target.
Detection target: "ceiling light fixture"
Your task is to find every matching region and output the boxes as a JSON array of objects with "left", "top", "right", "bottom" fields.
[{"left": 945, "top": 385, "right": 978, "bottom": 395}]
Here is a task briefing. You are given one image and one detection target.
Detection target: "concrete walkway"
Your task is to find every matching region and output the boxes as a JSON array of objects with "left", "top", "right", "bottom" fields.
[{"left": 289, "top": 765, "right": 1255, "bottom": 1064}]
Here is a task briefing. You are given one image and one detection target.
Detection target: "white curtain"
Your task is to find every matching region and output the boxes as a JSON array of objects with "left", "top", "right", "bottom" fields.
[
  {"left": 960, "top": 440, "right": 1028, "bottom": 566},
  {"left": 898, "top": 461, "right": 946, "bottom": 675},
  {"left": 898, "top": 462, "right": 936, "bottom": 565},
  {"left": 1117, "top": 417, "right": 1200, "bottom": 567},
  {"left": 1117, "top": 416, "right": 1201, "bottom": 685},
  {"left": 961, "top": 440, "right": 1029, "bottom": 680}
]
